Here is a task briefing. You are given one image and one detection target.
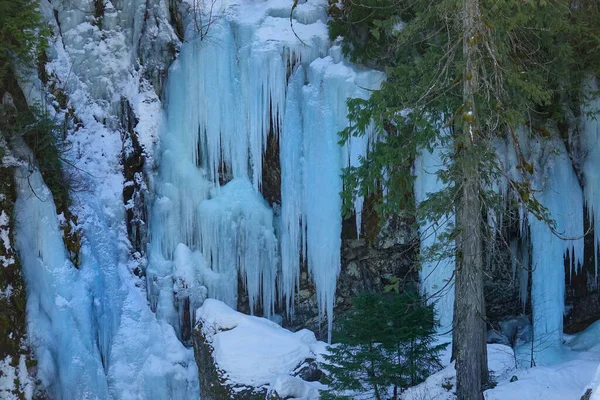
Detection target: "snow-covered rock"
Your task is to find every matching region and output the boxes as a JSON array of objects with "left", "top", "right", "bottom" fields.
[{"left": 194, "top": 299, "right": 326, "bottom": 399}]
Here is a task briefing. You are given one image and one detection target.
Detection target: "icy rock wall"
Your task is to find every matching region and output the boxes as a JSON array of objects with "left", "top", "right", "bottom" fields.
[
  {"left": 14, "top": 163, "right": 199, "bottom": 400},
  {"left": 11, "top": 0, "right": 201, "bottom": 398},
  {"left": 148, "top": 0, "right": 384, "bottom": 342}
]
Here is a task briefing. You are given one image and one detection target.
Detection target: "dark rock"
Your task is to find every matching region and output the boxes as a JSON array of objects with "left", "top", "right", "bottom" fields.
[
  {"left": 294, "top": 360, "right": 322, "bottom": 382},
  {"left": 261, "top": 130, "right": 281, "bottom": 206},
  {"left": 120, "top": 98, "right": 148, "bottom": 277},
  {"left": 283, "top": 209, "right": 419, "bottom": 339},
  {"left": 193, "top": 322, "right": 259, "bottom": 400}
]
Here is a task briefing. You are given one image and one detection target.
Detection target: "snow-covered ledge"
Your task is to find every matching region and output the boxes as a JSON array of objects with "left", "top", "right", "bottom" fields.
[{"left": 193, "top": 299, "right": 327, "bottom": 399}]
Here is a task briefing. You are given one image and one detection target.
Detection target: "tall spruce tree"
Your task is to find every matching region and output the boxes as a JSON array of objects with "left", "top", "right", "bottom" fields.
[
  {"left": 321, "top": 290, "right": 445, "bottom": 400},
  {"left": 330, "top": 0, "right": 600, "bottom": 398}
]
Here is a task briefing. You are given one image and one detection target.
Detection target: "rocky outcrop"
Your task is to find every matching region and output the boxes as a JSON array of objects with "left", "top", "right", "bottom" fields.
[{"left": 193, "top": 300, "right": 324, "bottom": 400}]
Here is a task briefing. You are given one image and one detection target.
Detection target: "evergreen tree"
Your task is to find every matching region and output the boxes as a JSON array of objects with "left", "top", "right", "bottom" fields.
[
  {"left": 0, "top": 0, "right": 46, "bottom": 87},
  {"left": 330, "top": 0, "right": 600, "bottom": 398},
  {"left": 321, "top": 290, "right": 446, "bottom": 400}
]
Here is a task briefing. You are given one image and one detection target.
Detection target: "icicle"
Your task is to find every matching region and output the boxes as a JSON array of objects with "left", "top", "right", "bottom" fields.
[
  {"left": 519, "top": 239, "right": 530, "bottom": 312},
  {"left": 149, "top": 0, "right": 384, "bottom": 342},
  {"left": 279, "top": 66, "right": 305, "bottom": 317},
  {"left": 299, "top": 55, "right": 383, "bottom": 341},
  {"left": 197, "top": 179, "right": 278, "bottom": 317}
]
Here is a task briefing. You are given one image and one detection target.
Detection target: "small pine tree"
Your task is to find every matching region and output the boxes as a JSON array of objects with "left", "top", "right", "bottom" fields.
[{"left": 321, "top": 290, "right": 446, "bottom": 400}]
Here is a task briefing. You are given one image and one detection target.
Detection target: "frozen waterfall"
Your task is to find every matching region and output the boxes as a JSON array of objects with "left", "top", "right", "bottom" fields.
[{"left": 147, "top": 0, "right": 384, "bottom": 342}]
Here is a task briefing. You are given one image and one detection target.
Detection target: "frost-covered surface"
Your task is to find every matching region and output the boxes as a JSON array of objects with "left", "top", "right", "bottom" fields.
[
  {"left": 0, "top": 355, "right": 35, "bottom": 400},
  {"left": 196, "top": 299, "right": 326, "bottom": 394},
  {"left": 148, "top": 0, "right": 384, "bottom": 342}
]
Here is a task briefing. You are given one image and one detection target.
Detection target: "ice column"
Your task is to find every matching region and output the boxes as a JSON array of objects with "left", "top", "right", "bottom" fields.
[{"left": 414, "top": 140, "right": 455, "bottom": 334}]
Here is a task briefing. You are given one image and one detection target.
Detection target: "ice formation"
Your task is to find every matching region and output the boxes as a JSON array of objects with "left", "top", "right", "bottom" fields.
[
  {"left": 582, "top": 79, "right": 600, "bottom": 276},
  {"left": 148, "top": 0, "right": 383, "bottom": 342},
  {"left": 527, "top": 138, "right": 584, "bottom": 345},
  {"left": 414, "top": 138, "right": 455, "bottom": 334},
  {"left": 14, "top": 162, "right": 198, "bottom": 399},
  {"left": 10, "top": 1, "right": 199, "bottom": 398}
]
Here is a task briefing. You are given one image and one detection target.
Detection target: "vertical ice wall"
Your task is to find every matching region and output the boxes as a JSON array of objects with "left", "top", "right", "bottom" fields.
[
  {"left": 414, "top": 141, "right": 455, "bottom": 335},
  {"left": 14, "top": 167, "right": 109, "bottom": 400},
  {"left": 527, "top": 139, "right": 584, "bottom": 346},
  {"left": 148, "top": 0, "right": 383, "bottom": 340}
]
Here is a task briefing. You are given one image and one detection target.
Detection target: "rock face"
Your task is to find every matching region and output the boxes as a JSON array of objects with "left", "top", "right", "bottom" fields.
[{"left": 283, "top": 212, "right": 419, "bottom": 339}]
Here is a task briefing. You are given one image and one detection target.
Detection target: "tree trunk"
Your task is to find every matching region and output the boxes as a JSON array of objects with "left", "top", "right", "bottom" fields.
[{"left": 453, "top": 0, "right": 489, "bottom": 399}]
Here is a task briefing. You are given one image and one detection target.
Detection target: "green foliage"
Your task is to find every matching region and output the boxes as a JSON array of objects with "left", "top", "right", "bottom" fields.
[
  {"left": 0, "top": 0, "right": 47, "bottom": 85},
  {"left": 328, "top": 0, "right": 405, "bottom": 67},
  {"left": 321, "top": 290, "right": 446, "bottom": 399}
]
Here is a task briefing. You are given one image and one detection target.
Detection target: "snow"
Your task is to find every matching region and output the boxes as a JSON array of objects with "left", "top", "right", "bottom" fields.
[
  {"left": 0, "top": 210, "right": 14, "bottom": 267},
  {"left": 402, "top": 317, "right": 600, "bottom": 400},
  {"left": 0, "top": 355, "right": 34, "bottom": 400},
  {"left": 196, "top": 299, "right": 326, "bottom": 391},
  {"left": 268, "top": 375, "right": 324, "bottom": 400},
  {"left": 403, "top": 339, "right": 600, "bottom": 400}
]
